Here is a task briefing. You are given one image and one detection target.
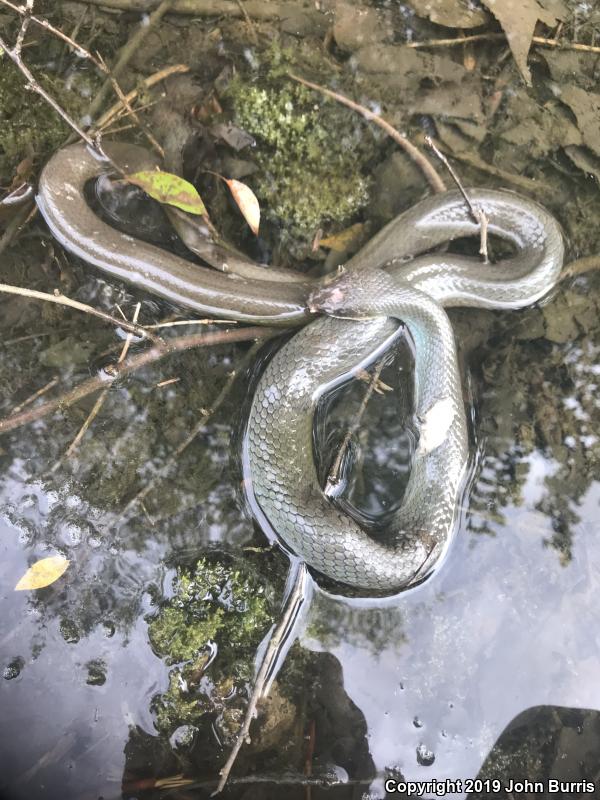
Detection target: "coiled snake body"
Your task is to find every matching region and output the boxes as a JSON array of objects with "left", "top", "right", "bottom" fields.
[{"left": 37, "top": 143, "right": 565, "bottom": 592}]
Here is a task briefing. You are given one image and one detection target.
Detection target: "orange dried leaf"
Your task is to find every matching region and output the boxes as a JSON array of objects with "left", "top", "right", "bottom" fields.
[
  {"left": 15, "top": 555, "right": 70, "bottom": 591},
  {"left": 126, "top": 170, "right": 206, "bottom": 216},
  {"left": 225, "top": 179, "right": 260, "bottom": 235},
  {"left": 319, "top": 223, "right": 365, "bottom": 252}
]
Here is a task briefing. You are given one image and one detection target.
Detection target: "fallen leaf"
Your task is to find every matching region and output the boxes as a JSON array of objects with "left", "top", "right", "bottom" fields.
[
  {"left": 558, "top": 85, "right": 600, "bottom": 157},
  {"left": 225, "top": 179, "right": 260, "bottom": 235},
  {"left": 211, "top": 122, "right": 255, "bottom": 151},
  {"left": 481, "top": 0, "right": 567, "bottom": 85},
  {"left": 15, "top": 555, "right": 70, "bottom": 591},
  {"left": 125, "top": 170, "right": 206, "bottom": 216},
  {"left": 319, "top": 223, "right": 366, "bottom": 252}
]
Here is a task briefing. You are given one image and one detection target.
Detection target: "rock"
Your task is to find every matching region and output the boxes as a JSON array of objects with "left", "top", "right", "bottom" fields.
[
  {"left": 407, "top": 0, "right": 490, "bottom": 29},
  {"left": 333, "top": 2, "right": 392, "bottom": 51}
]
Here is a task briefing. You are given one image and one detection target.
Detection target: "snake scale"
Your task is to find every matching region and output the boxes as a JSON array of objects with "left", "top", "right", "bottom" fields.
[{"left": 37, "top": 142, "right": 565, "bottom": 592}]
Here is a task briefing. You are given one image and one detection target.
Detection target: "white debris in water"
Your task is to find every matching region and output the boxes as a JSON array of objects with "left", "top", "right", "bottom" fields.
[{"left": 418, "top": 397, "right": 454, "bottom": 454}]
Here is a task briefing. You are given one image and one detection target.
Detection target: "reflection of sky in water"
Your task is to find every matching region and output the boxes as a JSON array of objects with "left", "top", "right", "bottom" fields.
[{"left": 303, "top": 453, "right": 600, "bottom": 798}]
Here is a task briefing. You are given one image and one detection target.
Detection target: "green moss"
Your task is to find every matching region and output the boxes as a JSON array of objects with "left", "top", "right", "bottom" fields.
[
  {"left": 0, "top": 55, "right": 94, "bottom": 185},
  {"left": 227, "top": 79, "right": 376, "bottom": 238},
  {"left": 148, "top": 555, "right": 279, "bottom": 734}
]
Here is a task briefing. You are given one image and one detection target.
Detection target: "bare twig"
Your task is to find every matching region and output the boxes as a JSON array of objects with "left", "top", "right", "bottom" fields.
[
  {"left": 214, "top": 562, "right": 310, "bottom": 795},
  {"left": 95, "top": 53, "right": 164, "bottom": 156},
  {"left": 0, "top": 282, "right": 161, "bottom": 342},
  {"left": 60, "top": 303, "right": 142, "bottom": 463},
  {"left": 0, "top": 0, "right": 105, "bottom": 66},
  {"left": 14, "top": 0, "right": 34, "bottom": 56},
  {"left": 146, "top": 317, "right": 238, "bottom": 329},
  {"left": 94, "top": 64, "right": 189, "bottom": 132},
  {"left": 408, "top": 31, "right": 600, "bottom": 55},
  {"left": 121, "top": 342, "right": 260, "bottom": 515},
  {"left": 1, "top": 0, "right": 166, "bottom": 156},
  {"left": 324, "top": 359, "right": 388, "bottom": 496},
  {"left": 0, "top": 30, "right": 97, "bottom": 150},
  {"left": 288, "top": 73, "right": 446, "bottom": 194},
  {"left": 85, "top": 0, "right": 176, "bottom": 122},
  {"left": 0, "top": 326, "right": 278, "bottom": 435},
  {"left": 425, "top": 136, "right": 489, "bottom": 261},
  {"left": 72, "top": 0, "right": 307, "bottom": 21},
  {"left": 420, "top": 137, "right": 551, "bottom": 194},
  {"left": 11, "top": 378, "right": 59, "bottom": 415},
  {"left": 235, "top": 0, "right": 258, "bottom": 43}
]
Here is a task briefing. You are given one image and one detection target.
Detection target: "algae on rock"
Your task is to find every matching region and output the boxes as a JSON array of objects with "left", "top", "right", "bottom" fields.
[
  {"left": 148, "top": 555, "right": 280, "bottom": 735},
  {"left": 228, "top": 79, "right": 377, "bottom": 239}
]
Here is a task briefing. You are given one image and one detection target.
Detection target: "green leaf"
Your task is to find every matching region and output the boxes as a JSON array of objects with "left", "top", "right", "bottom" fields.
[{"left": 125, "top": 170, "right": 207, "bottom": 216}]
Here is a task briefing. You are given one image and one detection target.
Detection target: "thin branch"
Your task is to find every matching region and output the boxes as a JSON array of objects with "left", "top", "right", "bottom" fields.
[
  {"left": 85, "top": 0, "right": 176, "bottom": 123},
  {"left": 324, "top": 359, "right": 389, "bottom": 496},
  {"left": 72, "top": 0, "right": 304, "bottom": 20},
  {"left": 0, "top": 0, "right": 108, "bottom": 69},
  {"left": 121, "top": 345, "right": 256, "bottom": 515},
  {"left": 0, "top": 326, "right": 278, "bottom": 435},
  {"left": 288, "top": 73, "right": 446, "bottom": 194},
  {"left": 60, "top": 303, "right": 142, "bottom": 463},
  {"left": 214, "top": 563, "right": 310, "bottom": 795},
  {"left": 425, "top": 136, "right": 489, "bottom": 261},
  {"left": 14, "top": 0, "right": 34, "bottom": 57},
  {"left": 146, "top": 318, "right": 238, "bottom": 329},
  {"left": 0, "top": 30, "right": 97, "bottom": 150},
  {"left": 11, "top": 378, "right": 59, "bottom": 415},
  {"left": 94, "top": 63, "right": 189, "bottom": 132},
  {"left": 408, "top": 31, "right": 600, "bottom": 55},
  {"left": 0, "top": 282, "right": 161, "bottom": 343},
  {"left": 96, "top": 53, "right": 164, "bottom": 157}
]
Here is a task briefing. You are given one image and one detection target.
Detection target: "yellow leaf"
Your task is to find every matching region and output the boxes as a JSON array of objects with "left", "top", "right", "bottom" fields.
[
  {"left": 225, "top": 179, "right": 260, "bottom": 236},
  {"left": 15, "top": 555, "right": 70, "bottom": 591},
  {"left": 125, "top": 170, "right": 207, "bottom": 216},
  {"left": 319, "top": 223, "right": 365, "bottom": 252}
]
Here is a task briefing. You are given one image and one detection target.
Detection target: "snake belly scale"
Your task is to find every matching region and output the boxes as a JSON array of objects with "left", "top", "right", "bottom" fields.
[{"left": 36, "top": 143, "right": 565, "bottom": 593}]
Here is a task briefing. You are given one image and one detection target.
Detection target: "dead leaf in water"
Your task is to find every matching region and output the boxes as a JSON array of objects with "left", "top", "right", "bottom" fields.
[
  {"left": 481, "top": 0, "right": 567, "bottom": 84},
  {"left": 15, "top": 555, "right": 70, "bottom": 591},
  {"left": 225, "top": 179, "right": 260, "bottom": 235},
  {"left": 319, "top": 223, "right": 366, "bottom": 252},
  {"left": 125, "top": 170, "right": 206, "bottom": 216}
]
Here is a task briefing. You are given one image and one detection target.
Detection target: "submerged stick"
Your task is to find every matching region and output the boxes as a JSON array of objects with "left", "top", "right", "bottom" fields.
[
  {"left": 214, "top": 562, "right": 310, "bottom": 794},
  {"left": 0, "top": 326, "right": 278, "bottom": 434}
]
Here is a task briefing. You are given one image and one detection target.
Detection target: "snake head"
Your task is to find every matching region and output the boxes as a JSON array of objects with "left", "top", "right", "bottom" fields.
[{"left": 308, "top": 267, "right": 390, "bottom": 319}]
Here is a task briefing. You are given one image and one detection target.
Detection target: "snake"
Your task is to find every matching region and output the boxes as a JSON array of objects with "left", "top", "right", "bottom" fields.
[{"left": 36, "top": 142, "right": 565, "bottom": 592}]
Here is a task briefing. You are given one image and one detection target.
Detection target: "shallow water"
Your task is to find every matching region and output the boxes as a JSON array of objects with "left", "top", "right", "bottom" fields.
[{"left": 2, "top": 2, "right": 600, "bottom": 799}]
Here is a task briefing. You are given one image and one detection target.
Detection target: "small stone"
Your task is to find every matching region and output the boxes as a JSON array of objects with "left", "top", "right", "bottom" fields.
[{"left": 416, "top": 743, "right": 435, "bottom": 766}]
